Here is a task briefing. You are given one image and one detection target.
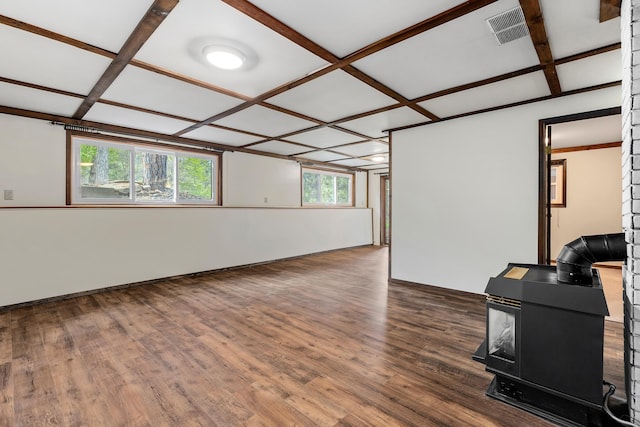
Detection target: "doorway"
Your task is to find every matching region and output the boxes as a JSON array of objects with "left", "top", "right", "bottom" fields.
[
  {"left": 538, "top": 107, "right": 623, "bottom": 321},
  {"left": 380, "top": 175, "right": 390, "bottom": 246},
  {"left": 538, "top": 107, "right": 621, "bottom": 264}
]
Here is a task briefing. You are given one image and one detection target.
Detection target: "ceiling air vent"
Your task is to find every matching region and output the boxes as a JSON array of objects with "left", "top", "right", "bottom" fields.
[{"left": 486, "top": 6, "right": 529, "bottom": 45}]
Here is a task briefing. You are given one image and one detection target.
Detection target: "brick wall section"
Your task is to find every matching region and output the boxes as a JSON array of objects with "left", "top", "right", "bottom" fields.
[{"left": 622, "top": 0, "right": 640, "bottom": 422}]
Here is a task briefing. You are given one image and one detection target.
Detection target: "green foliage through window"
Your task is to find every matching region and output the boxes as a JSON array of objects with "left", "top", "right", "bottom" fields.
[
  {"left": 302, "top": 169, "right": 353, "bottom": 206},
  {"left": 178, "top": 156, "right": 213, "bottom": 200},
  {"left": 74, "top": 138, "right": 218, "bottom": 204}
]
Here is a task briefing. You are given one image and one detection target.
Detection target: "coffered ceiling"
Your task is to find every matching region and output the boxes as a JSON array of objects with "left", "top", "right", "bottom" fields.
[{"left": 0, "top": 0, "right": 622, "bottom": 171}]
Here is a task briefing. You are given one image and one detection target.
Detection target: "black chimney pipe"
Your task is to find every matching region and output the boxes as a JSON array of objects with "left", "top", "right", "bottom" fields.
[{"left": 556, "top": 233, "right": 626, "bottom": 285}]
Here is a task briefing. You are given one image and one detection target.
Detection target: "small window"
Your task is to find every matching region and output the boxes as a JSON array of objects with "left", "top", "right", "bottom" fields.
[
  {"left": 302, "top": 168, "right": 353, "bottom": 206},
  {"left": 70, "top": 136, "right": 219, "bottom": 205}
]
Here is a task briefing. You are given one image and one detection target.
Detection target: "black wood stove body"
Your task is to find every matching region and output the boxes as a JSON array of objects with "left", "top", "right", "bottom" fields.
[{"left": 474, "top": 262, "right": 610, "bottom": 426}]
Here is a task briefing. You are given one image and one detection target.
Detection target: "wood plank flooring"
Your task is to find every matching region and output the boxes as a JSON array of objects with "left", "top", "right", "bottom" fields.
[
  {"left": 598, "top": 266, "right": 623, "bottom": 323},
  {"left": 0, "top": 246, "right": 626, "bottom": 426}
]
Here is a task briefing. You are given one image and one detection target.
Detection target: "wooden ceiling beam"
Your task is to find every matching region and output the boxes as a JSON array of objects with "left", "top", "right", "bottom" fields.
[
  {"left": 389, "top": 80, "right": 621, "bottom": 133},
  {"left": 72, "top": 0, "right": 179, "bottom": 119},
  {"left": 0, "top": 76, "right": 85, "bottom": 99},
  {"left": 0, "top": 15, "right": 115, "bottom": 58},
  {"left": 219, "top": 0, "right": 336, "bottom": 64},
  {"left": 600, "top": 0, "right": 621, "bottom": 23},
  {"left": 555, "top": 42, "right": 621, "bottom": 65},
  {"left": 520, "top": 0, "right": 562, "bottom": 95},
  {"left": 337, "top": 0, "right": 498, "bottom": 66}
]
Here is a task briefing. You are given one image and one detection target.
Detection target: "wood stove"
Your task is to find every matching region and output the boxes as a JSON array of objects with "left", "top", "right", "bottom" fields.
[
  {"left": 474, "top": 233, "right": 629, "bottom": 426},
  {"left": 474, "top": 262, "right": 609, "bottom": 426}
]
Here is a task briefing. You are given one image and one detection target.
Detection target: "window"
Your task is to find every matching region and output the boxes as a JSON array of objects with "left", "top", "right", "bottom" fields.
[
  {"left": 70, "top": 136, "right": 219, "bottom": 205},
  {"left": 550, "top": 159, "right": 566, "bottom": 207},
  {"left": 302, "top": 168, "right": 353, "bottom": 206}
]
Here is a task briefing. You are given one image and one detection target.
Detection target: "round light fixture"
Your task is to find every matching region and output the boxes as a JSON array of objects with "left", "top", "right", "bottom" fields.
[
  {"left": 203, "top": 45, "right": 246, "bottom": 70},
  {"left": 371, "top": 156, "right": 385, "bottom": 162}
]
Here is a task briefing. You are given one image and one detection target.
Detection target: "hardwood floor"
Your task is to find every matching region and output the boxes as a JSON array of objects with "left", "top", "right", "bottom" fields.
[
  {"left": 598, "top": 266, "right": 623, "bottom": 323},
  {"left": 0, "top": 246, "right": 626, "bottom": 426}
]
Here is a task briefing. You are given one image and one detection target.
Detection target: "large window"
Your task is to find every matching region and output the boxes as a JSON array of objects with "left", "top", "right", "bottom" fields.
[
  {"left": 302, "top": 168, "right": 353, "bottom": 206},
  {"left": 70, "top": 136, "right": 218, "bottom": 205}
]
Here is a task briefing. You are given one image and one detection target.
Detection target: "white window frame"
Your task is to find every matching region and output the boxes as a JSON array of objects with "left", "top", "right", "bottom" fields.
[
  {"left": 301, "top": 167, "right": 354, "bottom": 207},
  {"left": 70, "top": 136, "right": 219, "bottom": 205}
]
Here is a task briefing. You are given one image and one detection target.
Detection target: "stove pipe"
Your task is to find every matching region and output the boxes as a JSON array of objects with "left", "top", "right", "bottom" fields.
[{"left": 556, "top": 233, "right": 626, "bottom": 285}]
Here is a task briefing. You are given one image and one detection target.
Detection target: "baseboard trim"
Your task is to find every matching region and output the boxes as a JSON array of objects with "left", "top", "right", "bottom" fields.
[{"left": 388, "top": 277, "right": 485, "bottom": 301}]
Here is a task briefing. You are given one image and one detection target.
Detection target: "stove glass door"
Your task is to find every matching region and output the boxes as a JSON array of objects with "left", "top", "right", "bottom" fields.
[{"left": 488, "top": 307, "right": 516, "bottom": 361}]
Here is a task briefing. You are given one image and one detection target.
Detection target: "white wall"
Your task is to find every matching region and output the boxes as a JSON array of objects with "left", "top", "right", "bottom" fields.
[
  {"left": 355, "top": 170, "right": 368, "bottom": 208},
  {"left": 391, "top": 86, "right": 621, "bottom": 294},
  {"left": 550, "top": 147, "right": 622, "bottom": 260},
  {"left": 0, "top": 115, "right": 66, "bottom": 206},
  {"left": 223, "top": 151, "right": 301, "bottom": 207},
  {"left": 0, "top": 113, "right": 373, "bottom": 306},
  {"left": 0, "top": 207, "right": 372, "bottom": 306}
]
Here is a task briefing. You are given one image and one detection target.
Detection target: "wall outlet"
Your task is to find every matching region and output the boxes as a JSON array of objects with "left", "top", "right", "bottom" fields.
[
  {"left": 264, "top": 196, "right": 268, "bottom": 203},
  {"left": 3, "top": 190, "right": 13, "bottom": 200}
]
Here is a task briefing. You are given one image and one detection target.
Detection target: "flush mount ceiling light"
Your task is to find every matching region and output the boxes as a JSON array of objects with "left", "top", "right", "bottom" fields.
[
  {"left": 203, "top": 45, "right": 246, "bottom": 70},
  {"left": 370, "top": 156, "right": 385, "bottom": 162}
]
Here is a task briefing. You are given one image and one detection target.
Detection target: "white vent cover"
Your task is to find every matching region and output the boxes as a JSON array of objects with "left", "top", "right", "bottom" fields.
[{"left": 486, "top": 6, "right": 529, "bottom": 45}]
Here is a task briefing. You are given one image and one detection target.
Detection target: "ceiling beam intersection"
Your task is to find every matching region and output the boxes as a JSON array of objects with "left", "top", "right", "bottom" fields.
[
  {"left": 72, "top": 0, "right": 179, "bottom": 119},
  {"left": 0, "top": 14, "right": 253, "bottom": 103},
  {"left": 178, "top": 0, "right": 498, "bottom": 135}
]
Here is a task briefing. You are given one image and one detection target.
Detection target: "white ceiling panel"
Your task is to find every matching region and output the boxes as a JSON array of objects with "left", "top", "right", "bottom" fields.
[
  {"left": 214, "top": 106, "right": 316, "bottom": 137},
  {"left": 541, "top": 0, "right": 621, "bottom": 59},
  {"left": 0, "top": 0, "right": 154, "bottom": 52},
  {"left": 248, "top": 0, "right": 465, "bottom": 57},
  {"left": 297, "top": 151, "right": 348, "bottom": 162},
  {"left": 551, "top": 115, "right": 621, "bottom": 148},
  {"left": 339, "top": 107, "right": 428, "bottom": 137},
  {"left": 84, "top": 103, "right": 194, "bottom": 135},
  {"left": 249, "top": 141, "right": 308, "bottom": 156},
  {"left": 557, "top": 49, "right": 622, "bottom": 92},
  {"left": 134, "top": 0, "right": 328, "bottom": 97},
  {"left": 286, "top": 127, "right": 365, "bottom": 148},
  {"left": 0, "top": 82, "right": 82, "bottom": 117},
  {"left": 419, "top": 71, "right": 551, "bottom": 118},
  {"left": 0, "top": 26, "right": 111, "bottom": 95},
  {"left": 331, "top": 141, "right": 388, "bottom": 157},
  {"left": 267, "top": 70, "right": 397, "bottom": 122},
  {"left": 353, "top": 0, "right": 540, "bottom": 99},
  {"left": 181, "top": 126, "right": 262, "bottom": 147},
  {"left": 102, "top": 66, "right": 244, "bottom": 121}
]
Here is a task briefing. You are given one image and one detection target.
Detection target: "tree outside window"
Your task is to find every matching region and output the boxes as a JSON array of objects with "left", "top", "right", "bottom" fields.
[
  {"left": 72, "top": 137, "right": 218, "bottom": 205},
  {"left": 302, "top": 168, "right": 353, "bottom": 206}
]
